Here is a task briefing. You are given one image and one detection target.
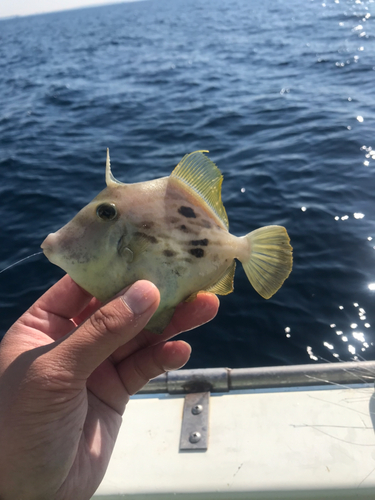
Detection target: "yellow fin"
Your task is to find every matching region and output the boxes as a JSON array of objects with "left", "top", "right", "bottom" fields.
[
  {"left": 184, "top": 292, "right": 198, "bottom": 303},
  {"left": 240, "top": 226, "right": 292, "bottom": 299},
  {"left": 170, "top": 151, "right": 229, "bottom": 229},
  {"left": 204, "top": 260, "right": 236, "bottom": 295}
]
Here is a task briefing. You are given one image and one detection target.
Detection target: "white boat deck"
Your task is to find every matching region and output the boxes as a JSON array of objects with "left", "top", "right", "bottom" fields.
[{"left": 93, "top": 363, "right": 375, "bottom": 499}]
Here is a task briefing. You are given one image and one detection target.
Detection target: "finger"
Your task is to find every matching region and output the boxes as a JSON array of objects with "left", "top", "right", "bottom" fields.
[
  {"left": 110, "top": 292, "right": 219, "bottom": 364},
  {"left": 71, "top": 297, "right": 102, "bottom": 326},
  {"left": 87, "top": 359, "right": 128, "bottom": 414},
  {"left": 164, "top": 292, "right": 220, "bottom": 336},
  {"left": 17, "top": 275, "right": 94, "bottom": 341},
  {"left": 31, "top": 275, "right": 93, "bottom": 320},
  {"left": 72, "top": 286, "right": 133, "bottom": 326},
  {"left": 49, "top": 281, "right": 160, "bottom": 380},
  {"left": 117, "top": 340, "right": 192, "bottom": 396}
]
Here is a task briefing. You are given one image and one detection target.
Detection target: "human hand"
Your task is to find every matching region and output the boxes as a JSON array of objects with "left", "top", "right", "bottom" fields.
[{"left": 0, "top": 276, "right": 219, "bottom": 500}]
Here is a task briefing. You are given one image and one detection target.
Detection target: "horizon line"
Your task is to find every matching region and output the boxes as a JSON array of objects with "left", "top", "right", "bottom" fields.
[{"left": 0, "top": 0, "right": 145, "bottom": 21}]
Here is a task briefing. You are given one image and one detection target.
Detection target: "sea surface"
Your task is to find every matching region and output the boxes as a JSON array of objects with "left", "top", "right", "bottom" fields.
[{"left": 1, "top": 0, "right": 375, "bottom": 369}]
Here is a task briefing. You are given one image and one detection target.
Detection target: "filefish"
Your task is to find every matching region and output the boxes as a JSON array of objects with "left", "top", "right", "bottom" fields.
[{"left": 41, "top": 151, "right": 293, "bottom": 333}]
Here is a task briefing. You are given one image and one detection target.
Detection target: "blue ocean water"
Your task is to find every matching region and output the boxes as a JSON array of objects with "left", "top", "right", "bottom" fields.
[{"left": 1, "top": 0, "right": 375, "bottom": 369}]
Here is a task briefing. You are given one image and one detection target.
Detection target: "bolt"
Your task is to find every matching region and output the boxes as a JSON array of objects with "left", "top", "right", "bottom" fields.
[
  {"left": 192, "top": 404, "right": 203, "bottom": 415},
  {"left": 189, "top": 431, "right": 201, "bottom": 443}
]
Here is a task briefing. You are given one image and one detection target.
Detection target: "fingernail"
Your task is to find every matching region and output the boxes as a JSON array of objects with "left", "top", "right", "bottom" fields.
[{"left": 121, "top": 281, "right": 158, "bottom": 316}]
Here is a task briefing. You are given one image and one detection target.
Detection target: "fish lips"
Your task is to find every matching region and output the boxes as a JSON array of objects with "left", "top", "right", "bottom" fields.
[
  {"left": 41, "top": 232, "right": 67, "bottom": 265},
  {"left": 40, "top": 232, "right": 56, "bottom": 259}
]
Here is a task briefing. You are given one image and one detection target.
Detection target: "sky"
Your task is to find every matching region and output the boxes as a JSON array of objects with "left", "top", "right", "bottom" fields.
[{"left": 0, "top": 0, "right": 139, "bottom": 19}]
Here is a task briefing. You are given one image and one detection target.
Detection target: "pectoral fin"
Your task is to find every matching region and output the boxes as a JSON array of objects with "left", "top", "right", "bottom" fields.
[{"left": 126, "top": 231, "right": 156, "bottom": 259}]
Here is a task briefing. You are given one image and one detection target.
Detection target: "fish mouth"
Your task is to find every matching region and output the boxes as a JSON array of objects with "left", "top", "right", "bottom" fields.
[
  {"left": 41, "top": 240, "right": 49, "bottom": 252},
  {"left": 40, "top": 233, "right": 56, "bottom": 258},
  {"left": 40, "top": 244, "right": 52, "bottom": 259}
]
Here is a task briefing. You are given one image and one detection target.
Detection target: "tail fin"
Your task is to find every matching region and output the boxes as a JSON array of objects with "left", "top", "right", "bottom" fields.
[{"left": 240, "top": 225, "right": 292, "bottom": 299}]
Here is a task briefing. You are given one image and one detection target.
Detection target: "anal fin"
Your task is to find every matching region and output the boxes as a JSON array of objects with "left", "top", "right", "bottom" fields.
[{"left": 204, "top": 260, "right": 236, "bottom": 296}]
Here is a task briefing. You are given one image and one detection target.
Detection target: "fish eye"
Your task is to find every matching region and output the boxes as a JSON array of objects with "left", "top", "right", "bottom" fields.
[{"left": 96, "top": 203, "right": 117, "bottom": 221}]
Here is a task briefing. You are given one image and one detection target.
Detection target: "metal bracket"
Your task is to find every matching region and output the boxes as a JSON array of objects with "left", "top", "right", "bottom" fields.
[{"left": 179, "top": 391, "right": 209, "bottom": 451}]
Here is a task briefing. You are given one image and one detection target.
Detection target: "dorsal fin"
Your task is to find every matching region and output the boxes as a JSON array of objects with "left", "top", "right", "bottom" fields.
[
  {"left": 105, "top": 148, "right": 125, "bottom": 187},
  {"left": 204, "top": 260, "right": 236, "bottom": 295},
  {"left": 170, "top": 151, "right": 229, "bottom": 230}
]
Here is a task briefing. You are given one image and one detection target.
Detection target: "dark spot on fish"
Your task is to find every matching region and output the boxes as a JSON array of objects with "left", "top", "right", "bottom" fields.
[
  {"left": 141, "top": 221, "right": 154, "bottom": 230},
  {"left": 163, "top": 249, "right": 176, "bottom": 257},
  {"left": 179, "top": 224, "right": 199, "bottom": 236},
  {"left": 179, "top": 224, "right": 190, "bottom": 233},
  {"left": 172, "top": 269, "right": 181, "bottom": 277},
  {"left": 178, "top": 206, "right": 196, "bottom": 218},
  {"left": 190, "top": 238, "right": 208, "bottom": 247},
  {"left": 184, "top": 258, "right": 193, "bottom": 263},
  {"left": 134, "top": 231, "right": 158, "bottom": 244},
  {"left": 168, "top": 216, "right": 180, "bottom": 224},
  {"left": 189, "top": 248, "right": 204, "bottom": 258},
  {"left": 201, "top": 220, "right": 211, "bottom": 229}
]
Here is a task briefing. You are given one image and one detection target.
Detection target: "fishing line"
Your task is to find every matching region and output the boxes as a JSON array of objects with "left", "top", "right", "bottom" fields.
[{"left": 0, "top": 251, "right": 44, "bottom": 275}]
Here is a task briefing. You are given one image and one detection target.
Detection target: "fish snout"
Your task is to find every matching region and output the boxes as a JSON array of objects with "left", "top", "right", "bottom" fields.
[{"left": 40, "top": 232, "right": 58, "bottom": 258}]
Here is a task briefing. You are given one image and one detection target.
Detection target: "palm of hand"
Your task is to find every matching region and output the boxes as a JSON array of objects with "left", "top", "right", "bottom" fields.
[{"left": 0, "top": 276, "right": 218, "bottom": 500}]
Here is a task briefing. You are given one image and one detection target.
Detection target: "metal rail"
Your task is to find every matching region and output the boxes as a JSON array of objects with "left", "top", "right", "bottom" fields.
[{"left": 138, "top": 360, "right": 375, "bottom": 394}]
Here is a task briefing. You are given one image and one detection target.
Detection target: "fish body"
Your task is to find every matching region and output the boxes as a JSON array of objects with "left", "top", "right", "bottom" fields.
[{"left": 42, "top": 151, "right": 293, "bottom": 333}]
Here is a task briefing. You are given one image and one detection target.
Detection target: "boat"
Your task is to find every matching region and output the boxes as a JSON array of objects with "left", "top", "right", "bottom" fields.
[{"left": 93, "top": 361, "right": 375, "bottom": 499}]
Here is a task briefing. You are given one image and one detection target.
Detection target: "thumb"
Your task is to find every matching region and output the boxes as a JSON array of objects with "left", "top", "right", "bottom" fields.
[{"left": 50, "top": 280, "right": 160, "bottom": 380}]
